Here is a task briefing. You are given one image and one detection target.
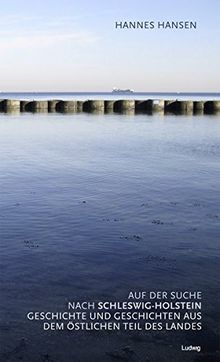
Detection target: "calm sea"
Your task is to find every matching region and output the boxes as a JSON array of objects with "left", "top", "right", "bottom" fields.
[
  {"left": 0, "top": 111, "right": 220, "bottom": 362},
  {"left": 1, "top": 91, "right": 220, "bottom": 101}
]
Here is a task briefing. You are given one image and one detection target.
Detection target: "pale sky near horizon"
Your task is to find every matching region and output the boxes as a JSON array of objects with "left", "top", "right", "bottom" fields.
[{"left": 0, "top": 0, "right": 219, "bottom": 92}]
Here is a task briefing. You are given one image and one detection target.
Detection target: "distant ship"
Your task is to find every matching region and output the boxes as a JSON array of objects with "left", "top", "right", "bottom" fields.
[{"left": 112, "top": 87, "right": 134, "bottom": 93}]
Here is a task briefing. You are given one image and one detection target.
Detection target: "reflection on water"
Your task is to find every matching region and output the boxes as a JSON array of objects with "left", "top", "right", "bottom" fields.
[{"left": 0, "top": 113, "right": 220, "bottom": 362}]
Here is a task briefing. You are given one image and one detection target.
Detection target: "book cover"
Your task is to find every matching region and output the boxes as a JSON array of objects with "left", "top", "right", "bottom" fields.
[{"left": 0, "top": 1, "right": 219, "bottom": 362}]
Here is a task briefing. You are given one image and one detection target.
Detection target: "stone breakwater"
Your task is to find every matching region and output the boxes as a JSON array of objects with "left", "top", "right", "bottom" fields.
[{"left": 0, "top": 99, "right": 220, "bottom": 115}]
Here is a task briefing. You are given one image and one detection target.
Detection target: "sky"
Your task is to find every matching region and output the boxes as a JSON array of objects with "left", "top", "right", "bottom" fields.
[{"left": 0, "top": 0, "right": 219, "bottom": 92}]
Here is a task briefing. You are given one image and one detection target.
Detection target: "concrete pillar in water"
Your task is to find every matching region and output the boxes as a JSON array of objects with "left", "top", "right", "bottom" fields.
[
  {"left": 56, "top": 101, "right": 77, "bottom": 113},
  {"left": 25, "top": 101, "right": 48, "bottom": 112},
  {"left": 135, "top": 100, "right": 164, "bottom": 113},
  {"left": 114, "top": 100, "right": 135, "bottom": 112},
  {"left": 165, "top": 101, "right": 193, "bottom": 114},
  {"left": 135, "top": 100, "right": 149, "bottom": 112},
  {"left": 105, "top": 100, "right": 115, "bottom": 113},
  {"left": 164, "top": 100, "right": 174, "bottom": 112},
  {"left": 182, "top": 101, "right": 193, "bottom": 114},
  {"left": 212, "top": 101, "right": 220, "bottom": 112},
  {"left": 193, "top": 101, "right": 204, "bottom": 114},
  {"left": 34, "top": 101, "right": 48, "bottom": 112},
  {"left": 20, "top": 101, "right": 31, "bottom": 112},
  {"left": 204, "top": 101, "right": 220, "bottom": 114},
  {"left": 90, "top": 100, "right": 104, "bottom": 110},
  {"left": 152, "top": 100, "right": 164, "bottom": 112},
  {"left": 83, "top": 100, "right": 105, "bottom": 112},
  {"left": 48, "top": 100, "right": 61, "bottom": 112},
  {"left": 0, "top": 100, "right": 4, "bottom": 111},
  {"left": 82, "top": 101, "right": 89, "bottom": 111},
  {"left": 2, "top": 99, "right": 21, "bottom": 112},
  {"left": 77, "top": 101, "right": 84, "bottom": 112},
  {"left": 165, "top": 101, "right": 177, "bottom": 113}
]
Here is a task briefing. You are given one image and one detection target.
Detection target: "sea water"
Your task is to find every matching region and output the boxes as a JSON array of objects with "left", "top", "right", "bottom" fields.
[
  {"left": 0, "top": 91, "right": 220, "bottom": 101},
  {"left": 0, "top": 112, "right": 220, "bottom": 362}
]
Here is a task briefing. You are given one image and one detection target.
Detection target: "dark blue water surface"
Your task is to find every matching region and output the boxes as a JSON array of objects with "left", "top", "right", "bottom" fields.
[
  {"left": 1, "top": 91, "right": 220, "bottom": 101},
  {"left": 0, "top": 112, "right": 220, "bottom": 362}
]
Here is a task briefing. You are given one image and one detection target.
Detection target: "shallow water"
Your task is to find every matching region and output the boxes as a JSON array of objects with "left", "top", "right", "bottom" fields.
[{"left": 0, "top": 112, "right": 220, "bottom": 362}]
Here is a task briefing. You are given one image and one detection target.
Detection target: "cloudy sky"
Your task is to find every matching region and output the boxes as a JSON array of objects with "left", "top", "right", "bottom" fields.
[{"left": 0, "top": 0, "right": 219, "bottom": 92}]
